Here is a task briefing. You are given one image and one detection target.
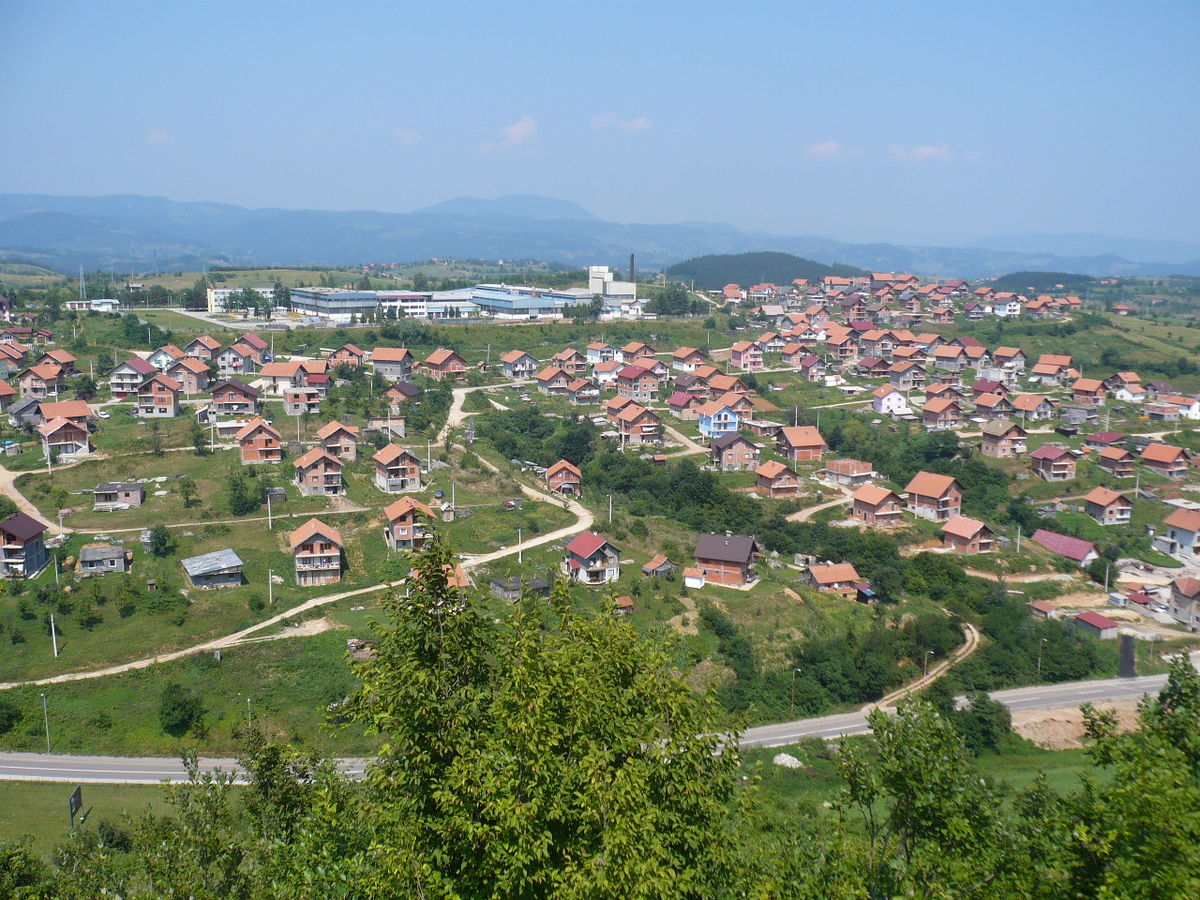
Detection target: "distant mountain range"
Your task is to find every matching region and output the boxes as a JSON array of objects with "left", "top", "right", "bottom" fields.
[{"left": 0, "top": 193, "right": 1196, "bottom": 279}]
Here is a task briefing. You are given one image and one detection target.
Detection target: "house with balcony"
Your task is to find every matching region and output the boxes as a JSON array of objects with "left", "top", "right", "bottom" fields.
[
  {"left": 1141, "top": 443, "right": 1191, "bottom": 479},
  {"left": 535, "top": 365, "right": 572, "bottom": 395},
  {"left": 384, "top": 496, "right": 435, "bottom": 550},
  {"left": 852, "top": 485, "right": 905, "bottom": 527},
  {"left": 0, "top": 513, "right": 49, "bottom": 578},
  {"left": 370, "top": 347, "right": 415, "bottom": 382},
  {"left": 184, "top": 335, "right": 222, "bottom": 360},
  {"left": 1159, "top": 509, "right": 1200, "bottom": 559},
  {"left": 585, "top": 342, "right": 618, "bottom": 365},
  {"left": 1011, "top": 393, "right": 1057, "bottom": 421},
  {"left": 671, "top": 347, "right": 707, "bottom": 372},
  {"left": 980, "top": 419, "right": 1027, "bottom": 458},
  {"left": 776, "top": 425, "right": 827, "bottom": 462},
  {"left": 214, "top": 343, "right": 258, "bottom": 378},
  {"left": 941, "top": 516, "right": 994, "bottom": 554},
  {"left": 1084, "top": 487, "right": 1132, "bottom": 526},
  {"left": 550, "top": 347, "right": 589, "bottom": 375},
  {"left": 499, "top": 349, "right": 539, "bottom": 378},
  {"left": 17, "top": 363, "right": 65, "bottom": 399},
  {"left": 697, "top": 398, "right": 740, "bottom": 442},
  {"left": 564, "top": 378, "right": 599, "bottom": 405},
  {"left": 283, "top": 387, "right": 322, "bottom": 416},
  {"left": 1096, "top": 446, "right": 1135, "bottom": 477},
  {"left": 904, "top": 472, "right": 962, "bottom": 521},
  {"left": 210, "top": 379, "right": 262, "bottom": 415},
  {"left": 619, "top": 341, "right": 655, "bottom": 363},
  {"left": 1031, "top": 446, "right": 1077, "bottom": 482},
  {"left": 165, "top": 357, "right": 210, "bottom": 394},
  {"left": 562, "top": 531, "right": 621, "bottom": 584},
  {"left": 693, "top": 533, "right": 760, "bottom": 587},
  {"left": 922, "top": 397, "right": 961, "bottom": 431},
  {"left": 372, "top": 444, "right": 421, "bottom": 493},
  {"left": 316, "top": 421, "right": 360, "bottom": 461},
  {"left": 293, "top": 448, "right": 345, "bottom": 496},
  {"left": 992, "top": 347, "right": 1027, "bottom": 373},
  {"left": 107, "top": 357, "right": 158, "bottom": 398},
  {"left": 329, "top": 343, "right": 365, "bottom": 368},
  {"left": 615, "top": 404, "right": 661, "bottom": 446},
  {"left": 1072, "top": 378, "right": 1107, "bottom": 406},
  {"left": 423, "top": 348, "right": 467, "bottom": 380},
  {"left": 235, "top": 417, "right": 283, "bottom": 465},
  {"left": 36, "top": 348, "right": 77, "bottom": 375},
  {"left": 756, "top": 460, "right": 801, "bottom": 498},
  {"left": 873, "top": 385, "right": 910, "bottom": 418},
  {"left": 710, "top": 433, "right": 759, "bottom": 471},
  {"left": 546, "top": 459, "right": 582, "bottom": 496},
  {"left": 135, "top": 374, "right": 182, "bottom": 418},
  {"left": 1168, "top": 577, "right": 1200, "bottom": 630},
  {"left": 615, "top": 365, "right": 660, "bottom": 403},
  {"left": 38, "top": 417, "right": 91, "bottom": 460},
  {"left": 730, "top": 341, "right": 763, "bottom": 371},
  {"left": 290, "top": 518, "right": 344, "bottom": 586},
  {"left": 147, "top": 344, "right": 187, "bottom": 371}
]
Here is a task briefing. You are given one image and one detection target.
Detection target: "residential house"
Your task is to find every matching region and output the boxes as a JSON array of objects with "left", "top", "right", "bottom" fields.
[
  {"left": 235, "top": 417, "right": 283, "bottom": 464},
  {"left": 972, "top": 393, "right": 1014, "bottom": 420},
  {"left": 756, "top": 460, "right": 801, "bottom": 497},
  {"left": 888, "top": 361, "right": 926, "bottom": 391},
  {"left": 214, "top": 343, "right": 258, "bottom": 379},
  {"left": 1112, "top": 382, "right": 1148, "bottom": 404},
  {"left": 942, "top": 516, "right": 995, "bottom": 554},
  {"left": 980, "top": 419, "right": 1027, "bottom": 458},
  {"left": 107, "top": 358, "right": 157, "bottom": 397},
  {"left": 641, "top": 554, "right": 676, "bottom": 577},
  {"left": 671, "top": 346, "right": 707, "bottom": 372},
  {"left": 165, "top": 357, "right": 210, "bottom": 394},
  {"left": 1030, "top": 354, "right": 1073, "bottom": 385},
  {"left": 1169, "top": 577, "right": 1200, "bottom": 629},
  {"left": 385, "top": 382, "right": 419, "bottom": 415},
  {"left": 283, "top": 387, "right": 322, "bottom": 416},
  {"left": 1030, "top": 530, "right": 1098, "bottom": 567},
  {"left": 705, "top": 372, "right": 750, "bottom": 395},
  {"left": 546, "top": 459, "right": 582, "bottom": 496},
  {"left": 1097, "top": 446, "right": 1135, "bottom": 478},
  {"left": 806, "top": 562, "right": 860, "bottom": 598},
  {"left": 489, "top": 575, "right": 552, "bottom": 602},
  {"left": 37, "top": 400, "right": 91, "bottom": 429},
  {"left": 77, "top": 544, "right": 132, "bottom": 577},
  {"left": 1084, "top": 487, "right": 1132, "bottom": 526},
  {"left": 562, "top": 531, "right": 621, "bottom": 584},
  {"left": 0, "top": 514, "right": 49, "bottom": 578},
  {"left": 585, "top": 342, "right": 618, "bottom": 365},
  {"left": 852, "top": 484, "right": 905, "bottom": 527},
  {"left": 992, "top": 347, "right": 1027, "bottom": 373},
  {"left": 93, "top": 481, "right": 144, "bottom": 509},
  {"left": 1072, "top": 378, "right": 1107, "bottom": 406},
  {"left": 616, "top": 365, "right": 660, "bottom": 403},
  {"left": 384, "top": 496, "right": 435, "bottom": 550},
  {"left": 293, "top": 448, "right": 345, "bottom": 496},
  {"left": 372, "top": 444, "right": 421, "bottom": 493},
  {"left": 730, "top": 340, "right": 763, "bottom": 371},
  {"left": 38, "top": 417, "right": 91, "bottom": 460},
  {"left": 0, "top": 380, "right": 14, "bottom": 412},
  {"left": 551, "top": 348, "right": 589, "bottom": 375},
  {"left": 147, "top": 345, "right": 186, "bottom": 370},
  {"left": 1141, "top": 443, "right": 1190, "bottom": 479},
  {"left": 181, "top": 549, "right": 245, "bottom": 589},
  {"left": 873, "top": 385, "right": 911, "bottom": 417},
  {"left": 593, "top": 359, "right": 623, "bottom": 389},
  {"left": 135, "top": 374, "right": 182, "bottom": 418},
  {"left": 290, "top": 518, "right": 344, "bottom": 586},
  {"left": 1031, "top": 446, "right": 1077, "bottom": 482},
  {"left": 329, "top": 343, "right": 366, "bottom": 368},
  {"left": 1011, "top": 393, "right": 1057, "bottom": 422},
  {"left": 316, "top": 421, "right": 360, "bottom": 461},
  {"left": 536, "top": 365, "right": 572, "bottom": 395},
  {"left": 210, "top": 379, "right": 262, "bottom": 415},
  {"left": 423, "top": 348, "right": 467, "bottom": 380},
  {"left": 564, "top": 377, "right": 599, "bottom": 405},
  {"left": 693, "top": 534, "right": 760, "bottom": 587},
  {"left": 35, "top": 348, "right": 77, "bottom": 375},
  {"left": 931, "top": 345, "right": 967, "bottom": 372},
  {"left": 1160, "top": 509, "right": 1200, "bottom": 558},
  {"left": 184, "top": 335, "right": 222, "bottom": 361},
  {"left": 615, "top": 403, "right": 661, "bottom": 446},
  {"left": 619, "top": 341, "right": 655, "bottom": 363},
  {"left": 499, "top": 350, "right": 539, "bottom": 378},
  {"left": 17, "top": 363, "right": 65, "bottom": 398},
  {"left": 922, "top": 397, "right": 961, "bottom": 431},
  {"left": 697, "top": 398, "right": 740, "bottom": 442},
  {"left": 370, "top": 347, "right": 415, "bottom": 382},
  {"left": 668, "top": 390, "right": 703, "bottom": 419},
  {"left": 823, "top": 458, "right": 875, "bottom": 487},
  {"left": 776, "top": 425, "right": 827, "bottom": 462},
  {"left": 799, "top": 354, "right": 827, "bottom": 382},
  {"left": 710, "top": 433, "right": 759, "bottom": 471},
  {"left": 904, "top": 472, "right": 962, "bottom": 522}
]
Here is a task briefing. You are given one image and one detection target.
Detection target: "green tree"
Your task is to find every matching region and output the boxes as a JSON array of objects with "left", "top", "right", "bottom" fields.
[
  {"left": 159, "top": 682, "right": 204, "bottom": 736},
  {"left": 73, "top": 374, "right": 97, "bottom": 401},
  {"left": 148, "top": 524, "right": 174, "bottom": 557},
  {"left": 178, "top": 476, "right": 198, "bottom": 508}
]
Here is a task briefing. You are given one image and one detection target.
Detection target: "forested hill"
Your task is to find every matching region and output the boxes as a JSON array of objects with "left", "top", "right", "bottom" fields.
[
  {"left": 667, "top": 251, "right": 867, "bottom": 290},
  {"left": 990, "top": 271, "right": 1096, "bottom": 293}
]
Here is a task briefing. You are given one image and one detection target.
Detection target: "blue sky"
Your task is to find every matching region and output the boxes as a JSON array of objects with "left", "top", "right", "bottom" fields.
[{"left": 2, "top": 0, "right": 1197, "bottom": 244}]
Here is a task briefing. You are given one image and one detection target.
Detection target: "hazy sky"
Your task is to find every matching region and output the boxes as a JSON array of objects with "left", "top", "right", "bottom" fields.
[{"left": 2, "top": 0, "right": 1198, "bottom": 245}]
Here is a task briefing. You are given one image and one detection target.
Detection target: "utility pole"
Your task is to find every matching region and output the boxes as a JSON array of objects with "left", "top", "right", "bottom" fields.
[
  {"left": 41, "top": 693, "right": 51, "bottom": 752},
  {"left": 924, "top": 649, "right": 933, "bottom": 677},
  {"left": 268, "top": 569, "right": 274, "bottom": 606},
  {"left": 790, "top": 667, "right": 802, "bottom": 719},
  {"left": 608, "top": 494, "right": 613, "bottom": 523},
  {"left": 50, "top": 612, "right": 58, "bottom": 657},
  {"left": 1038, "top": 638, "right": 1047, "bottom": 678},
  {"left": 267, "top": 493, "right": 273, "bottom": 530},
  {"left": 1015, "top": 524, "right": 1021, "bottom": 554},
  {"left": 517, "top": 527, "right": 522, "bottom": 564}
]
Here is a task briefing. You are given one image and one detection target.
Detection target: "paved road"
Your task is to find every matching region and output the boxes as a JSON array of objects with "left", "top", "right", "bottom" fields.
[{"left": 0, "top": 670, "right": 1182, "bottom": 783}]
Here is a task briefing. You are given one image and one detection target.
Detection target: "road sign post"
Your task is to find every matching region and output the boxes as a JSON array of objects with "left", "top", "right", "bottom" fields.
[{"left": 68, "top": 785, "right": 82, "bottom": 827}]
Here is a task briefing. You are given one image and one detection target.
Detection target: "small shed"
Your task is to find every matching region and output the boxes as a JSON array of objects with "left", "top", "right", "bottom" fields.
[
  {"left": 1073, "top": 610, "right": 1120, "bottom": 640},
  {"left": 182, "top": 549, "right": 245, "bottom": 589}
]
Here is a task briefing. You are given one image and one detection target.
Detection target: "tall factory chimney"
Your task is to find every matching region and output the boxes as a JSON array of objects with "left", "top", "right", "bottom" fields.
[{"left": 629, "top": 253, "right": 635, "bottom": 284}]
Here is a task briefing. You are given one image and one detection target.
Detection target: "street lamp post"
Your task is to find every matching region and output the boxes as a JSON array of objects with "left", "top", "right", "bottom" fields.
[
  {"left": 1037, "top": 638, "right": 1048, "bottom": 679},
  {"left": 790, "top": 667, "right": 803, "bottom": 719},
  {"left": 41, "top": 693, "right": 50, "bottom": 752}
]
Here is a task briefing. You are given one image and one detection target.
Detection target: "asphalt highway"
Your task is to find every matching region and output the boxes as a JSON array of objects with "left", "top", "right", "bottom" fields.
[{"left": 0, "top": 672, "right": 1176, "bottom": 782}]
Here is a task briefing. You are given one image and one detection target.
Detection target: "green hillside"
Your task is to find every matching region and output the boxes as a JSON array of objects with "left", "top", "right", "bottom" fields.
[
  {"left": 667, "top": 251, "right": 867, "bottom": 290},
  {"left": 990, "top": 270, "right": 1096, "bottom": 293}
]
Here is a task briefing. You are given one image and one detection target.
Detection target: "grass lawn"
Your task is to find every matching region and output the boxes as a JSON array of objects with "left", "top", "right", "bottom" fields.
[
  {"left": 0, "top": 628, "right": 380, "bottom": 757},
  {"left": 0, "top": 782, "right": 174, "bottom": 859}
]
